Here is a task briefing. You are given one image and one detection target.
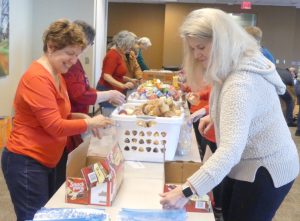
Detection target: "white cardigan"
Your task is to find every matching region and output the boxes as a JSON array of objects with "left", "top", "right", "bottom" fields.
[{"left": 188, "top": 53, "right": 299, "bottom": 196}]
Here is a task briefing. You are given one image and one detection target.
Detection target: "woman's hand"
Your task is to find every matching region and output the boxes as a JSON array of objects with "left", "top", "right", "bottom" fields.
[
  {"left": 187, "top": 92, "right": 200, "bottom": 105},
  {"left": 130, "top": 78, "right": 139, "bottom": 86},
  {"left": 198, "top": 115, "right": 213, "bottom": 136},
  {"left": 123, "top": 82, "right": 135, "bottom": 89},
  {"left": 107, "top": 90, "right": 126, "bottom": 105},
  {"left": 159, "top": 185, "right": 189, "bottom": 209},
  {"left": 84, "top": 115, "right": 113, "bottom": 138}
]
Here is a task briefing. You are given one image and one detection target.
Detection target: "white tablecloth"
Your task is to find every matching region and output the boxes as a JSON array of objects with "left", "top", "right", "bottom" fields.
[{"left": 45, "top": 131, "right": 215, "bottom": 221}]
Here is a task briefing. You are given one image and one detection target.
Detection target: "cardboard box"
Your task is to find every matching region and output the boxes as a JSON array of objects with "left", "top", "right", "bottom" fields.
[
  {"left": 142, "top": 70, "right": 177, "bottom": 84},
  {"left": 164, "top": 161, "right": 213, "bottom": 212},
  {"left": 65, "top": 138, "right": 124, "bottom": 206},
  {"left": 0, "top": 116, "right": 12, "bottom": 149}
]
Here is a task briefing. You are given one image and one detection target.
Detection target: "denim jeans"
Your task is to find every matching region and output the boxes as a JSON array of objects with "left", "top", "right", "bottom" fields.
[
  {"left": 1, "top": 148, "right": 56, "bottom": 221},
  {"left": 222, "top": 167, "right": 294, "bottom": 221}
]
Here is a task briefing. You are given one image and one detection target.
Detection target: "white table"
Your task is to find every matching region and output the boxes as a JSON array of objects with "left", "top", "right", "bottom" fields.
[{"left": 45, "top": 132, "right": 215, "bottom": 221}]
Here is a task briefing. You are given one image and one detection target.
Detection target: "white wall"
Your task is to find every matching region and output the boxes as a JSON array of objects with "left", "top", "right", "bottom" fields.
[
  {"left": 0, "top": 0, "right": 33, "bottom": 116},
  {"left": 0, "top": 0, "right": 108, "bottom": 116},
  {"left": 32, "top": 0, "right": 95, "bottom": 84},
  {"left": 94, "top": 0, "right": 108, "bottom": 87}
]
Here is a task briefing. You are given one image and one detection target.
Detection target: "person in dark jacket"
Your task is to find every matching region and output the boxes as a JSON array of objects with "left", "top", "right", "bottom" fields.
[
  {"left": 293, "top": 68, "right": 300, "bottom": 135},
  {"left": 246, "top": 26, "right": 296, "bottom": 127}
]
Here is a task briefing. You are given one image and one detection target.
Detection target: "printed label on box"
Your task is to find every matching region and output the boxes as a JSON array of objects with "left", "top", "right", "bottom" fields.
[
  {"left": 164, "top": 183, "right": 212, "bottom": 213},
  {"left": 81, "top": 162, "right": 108, "bottom": 188},
  {"left": 66, "top": 177, "right": 89, "bottom": 204}
]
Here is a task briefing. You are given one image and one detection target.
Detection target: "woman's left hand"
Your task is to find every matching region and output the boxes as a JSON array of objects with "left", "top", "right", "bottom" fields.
[
  {"left": 130, "top": 78, "right": 139, "bottom": 86},
  {"left": 159, "top": 185, "right": 189, "bottom": 209}
]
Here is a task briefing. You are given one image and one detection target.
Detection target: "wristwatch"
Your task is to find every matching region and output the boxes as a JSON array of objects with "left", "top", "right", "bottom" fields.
[{"left": 182, "top": 184, "right": 194, "bottom": 198}]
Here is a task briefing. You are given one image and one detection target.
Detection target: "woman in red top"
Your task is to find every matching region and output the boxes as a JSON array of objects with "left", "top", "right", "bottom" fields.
[
  {"left": 189, "top": 88, "right": 224, "bottom": 220},
  {"left": 97, "top": 30, "right": 138, "bottom": 115},
  {"left": 1, "top": 19, "right": 112, "bottom": 221},
  {"left": 57, "top": 21, "right": 126, "bottom": 190},
  {"left": 64, "top": 21, "right": 125, "bottom": 115},
  {"left": 97, "top": 30, "right": 138, "bottom": 93}
]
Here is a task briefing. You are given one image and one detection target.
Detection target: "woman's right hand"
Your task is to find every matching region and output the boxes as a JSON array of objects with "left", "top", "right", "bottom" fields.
[
  {"left": 123, "top": 82, "right": 135, "bottom": 89},
  {"left": 187, "top": 92, "right": 200, "bottom": 105},
  {"left": 108, "top": 90, "right": 126, "bottom": 105},
  {"left": 84, "top": 115, "right": 114, "bottom": 139},
  {"left": 198, "top": 115, "right": 213, "bottom": 136},
  {"left": 85, "top": 114, "right": 113, "bottom": 129}
]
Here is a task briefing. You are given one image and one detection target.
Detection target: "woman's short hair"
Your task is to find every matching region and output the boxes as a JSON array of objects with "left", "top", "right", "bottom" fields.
[
  {"left": 113, "top": 30, "right": 136, "bottom": 52},
  {"left": 74, "top": 20, "right": 96, "bottom": 45},
  {"left": 138, "top": 37, "right": 152, "bottom": 48},
  {"left": 245, "top": 26, "right": 262, "bottom": 44},
  {"left": 43, "top": 19, "right": 87, "bottom": 53},
  {"left": 180, "top": 8, "right": 259, "bottom": 89}
]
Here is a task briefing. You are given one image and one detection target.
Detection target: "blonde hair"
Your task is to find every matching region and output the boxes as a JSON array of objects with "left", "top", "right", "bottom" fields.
[
  {"left": 245, "top": 26, "right": 262, "bottom": 44},
  {"left": 43, "top": 19, "right": 87, "bottom": 52},
  {"left": 180, "top": 8, "right": 259, "bottom": 90}
]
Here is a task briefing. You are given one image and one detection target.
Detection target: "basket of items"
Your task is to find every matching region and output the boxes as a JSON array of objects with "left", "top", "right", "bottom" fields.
[
  {"left": 127, "top": 79, "right": 181, "bottom": 104},
  {"left": 111, "top": 97, "right": 184, "bottom": 162}
]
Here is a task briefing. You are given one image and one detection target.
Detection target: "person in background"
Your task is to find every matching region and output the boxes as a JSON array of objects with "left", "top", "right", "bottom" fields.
[
  {"left": 97, "top": 30, "right": 138, "bottom": 115},
  {"left": 187, "top": 85, "right": 211, "bottom": 158},
  {"left": 245, "top": 26, "right": 275, "bottom": 64},
  {"left": 294, "top": 68, "right": 300, "bottom": 136},
  {"left": 1, "top": 19, "right": 113, "bottom": 221},
  {"left": 246, "top": 26, "right": 296, "bottom": 127},
  {"left": 189, "top": 90, "right": 224, "bottom": 221},
  {"left": 125, "top": 36, "right": 143, "bottom": 80},
  {"left": 55, "top": 20, "right": 125, "bottom": 190},
  {"left": 135, "top": 37, "right": 152, "bottom": 71},
  {"left": 160, "top": 8, "right": 299, "bottom": 221}
]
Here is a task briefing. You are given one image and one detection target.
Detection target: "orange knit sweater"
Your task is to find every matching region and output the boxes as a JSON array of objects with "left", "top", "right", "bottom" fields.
[{"left": 7, "top": 61, "right": 87, "bottom": 168}]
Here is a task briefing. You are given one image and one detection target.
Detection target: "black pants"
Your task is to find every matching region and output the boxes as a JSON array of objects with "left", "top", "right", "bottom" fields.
[
  {"left": 205, "top": 141, "right": 223, "bottom": 210},
  {"left": 222, "top": 167, "right": 294, "bottom": 221},
  {"left": 279, "top": 90, "right": 294, "bottom": 124},
  {"left": 192, "top": 119, "right": 207, "bottom": 160}
]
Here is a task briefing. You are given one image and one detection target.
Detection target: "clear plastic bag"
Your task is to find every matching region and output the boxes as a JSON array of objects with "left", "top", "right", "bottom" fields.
[
  {"left": 177, "top": 116, "right": 192, "bottom": 156},
  {"left": 32, "top": 208, "right": 108, "bottom": 221},
  {"left": 87, "top": 125, "right": 117, "bottom": 157},
  {"left": 118, "top": 208, "right": 187, "bottom": 221}
]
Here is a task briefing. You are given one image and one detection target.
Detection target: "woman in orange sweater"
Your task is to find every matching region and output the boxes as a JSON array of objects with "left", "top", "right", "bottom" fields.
[{"left": 1, "top": 19, "right": 112, "bottom": 221}]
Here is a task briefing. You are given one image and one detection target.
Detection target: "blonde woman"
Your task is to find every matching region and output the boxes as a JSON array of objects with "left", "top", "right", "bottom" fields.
[{"left": 160, "top": 8, "right": 299, "bottom": 221}]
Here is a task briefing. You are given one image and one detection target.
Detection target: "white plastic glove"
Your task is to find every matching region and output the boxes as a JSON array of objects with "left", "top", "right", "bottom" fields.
[
  {"left": 188, "top": 108, "right": 206, "bottom": 124},
  {"left": 108, "top": 90, "right": 126, "bottom": 105},
  {"left": 96, "top": 90, "right": 125, "bottom": 105}
]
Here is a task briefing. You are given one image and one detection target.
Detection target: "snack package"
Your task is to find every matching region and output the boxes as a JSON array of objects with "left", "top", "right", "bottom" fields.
[
  {"left": 65, "top": 177, "right": 89, "bottom": 204},
  {"left": 81, "top": 162, "right": 108, "bottom": 188}
]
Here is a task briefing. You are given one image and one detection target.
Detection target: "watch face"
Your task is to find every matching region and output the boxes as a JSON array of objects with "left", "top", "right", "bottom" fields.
[{"left": 182, "top": 186, "right": 193, "bottom": 198}]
